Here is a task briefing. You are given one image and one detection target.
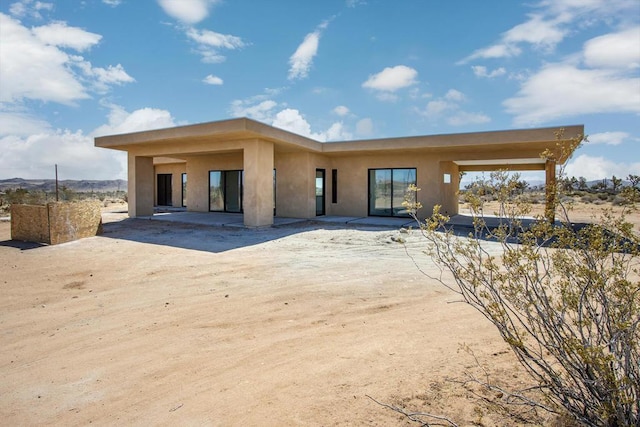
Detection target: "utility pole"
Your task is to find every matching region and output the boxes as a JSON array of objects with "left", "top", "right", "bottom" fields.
[{"left": 55, "top": 164, "right": 59, "bottom": 201}]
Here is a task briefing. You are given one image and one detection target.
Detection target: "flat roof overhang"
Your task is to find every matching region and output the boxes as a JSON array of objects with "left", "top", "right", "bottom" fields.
[
  {"left": 95, "top": 118, "right": 584, "bottom": 165},
  {"left": 95, "top": 117, "right": 324, "bottom": 155}
]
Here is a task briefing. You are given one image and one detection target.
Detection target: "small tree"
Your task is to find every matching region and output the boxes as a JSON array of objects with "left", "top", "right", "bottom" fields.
[
  {"left": 404, "top": 132, "right": 639, "bottom": 426},
  {"left": 611, "top": 175, "right": 623, "bottom": 194},
  {"left": 578, "top": 176, "right": 588, "bottom": 191}
]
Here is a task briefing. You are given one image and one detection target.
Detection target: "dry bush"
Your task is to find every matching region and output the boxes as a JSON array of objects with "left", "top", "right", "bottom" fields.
[{"left": 404, "top": 132, "right": 639, "bottom": 426}]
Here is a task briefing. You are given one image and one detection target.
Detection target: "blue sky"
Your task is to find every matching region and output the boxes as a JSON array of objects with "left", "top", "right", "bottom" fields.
[{"left": 0, "top": 0, "right": 638, "bottom": 181}]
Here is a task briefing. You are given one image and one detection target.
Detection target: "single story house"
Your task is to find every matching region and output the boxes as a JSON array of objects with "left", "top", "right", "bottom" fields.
[{"left": 94, "top": 118, "right": 583, "bottom": 227}]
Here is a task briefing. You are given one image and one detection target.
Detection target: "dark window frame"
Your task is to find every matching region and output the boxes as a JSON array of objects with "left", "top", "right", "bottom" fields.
[
  {"left": 331, "top": 169, "right": 337, "bottom": 204},
  {"left": 181, "top": 173, "right": 187, "bottom": 207},
  {"left": 367, "top": 167, "right": 417, "bottom": 217},
  {"left": 315, "top": 168, "right": 326, "bottom": 216}
]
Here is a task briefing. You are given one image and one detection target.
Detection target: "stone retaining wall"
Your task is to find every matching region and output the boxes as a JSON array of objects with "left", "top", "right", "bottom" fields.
[{"left": 11, "top": 201, "right": 103, "bottom": 245}]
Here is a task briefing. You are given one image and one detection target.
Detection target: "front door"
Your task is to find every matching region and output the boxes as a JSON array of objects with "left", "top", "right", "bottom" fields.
[
  {"left": 315, "top": 169, "right": 325, "bottom": 216},
  {"left": 157, "top": 174, "right": 172, "bottom": 206}
]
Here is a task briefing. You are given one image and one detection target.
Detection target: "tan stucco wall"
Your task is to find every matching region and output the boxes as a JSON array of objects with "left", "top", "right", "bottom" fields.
[
  {"left": 142, "top": 147, "right": 540, "bottom": 222},
  {"left": 128, "top": 154, "right": 154, "bottom": 217},
  {"left": 439, "top": 161, "right": 460, "bottom": 216},
  {"left": 274, "top": 151, "right": 459, "bottom": 219},
  {"left": 243, "top": 140, "right": 274, "bottom": 227},
  {"left": 327, "top": 152, "right": 445, "bottom": 219},
  {"left": 154, "top": 162, "right": 186, "bottom": 207},
  {"left": 274, "top": 152, "right": 312, "bottom": 218}
]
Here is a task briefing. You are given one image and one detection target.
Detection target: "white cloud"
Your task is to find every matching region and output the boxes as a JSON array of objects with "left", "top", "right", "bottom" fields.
[
  {"left": 0, "top": 112, "right": 51, "bottom": 137},
  {"left": 374, "top": 92, "right": 400, "bottom": 102},
  {"left": 0, "top": 131, "right": 126, "bottom": 180},
  {"left": 565, "top": 154, "right": 640, "bottom": 181},
  {"left": 102, "top": 0, "right": 122, "bottom": 6},
  {"left": 459, "top": 0, "right": 638, "bottom": 63},
  {"left": 271, "top": 109, "right": 317, "bottom": 138},
  {"left": 447, "top": 111, "right": 491, "bottom": 126},
  {"left": 159, "top": 1, "right": 245, "bottom": 63},
  {"left": 504, "top": 63, "right": 640, "bottom": 125},
  {"left": 537, "top": 0, "right": 638, "bottom": 22},
  {"left": 583, "top": 26, "right": 640, "bottom": 69},
  {"left": 497, "top": 23, "right": 639, "bottom": 126},
  {"left": 585, "top": 131, "right": 630, "bottom": 145},
  {"left": 418, "top": 89, "right": 491, "bottom": 126},
  {"left": 333, "top": 105, "right": 350, "bottom": 116},
  {"left": 271, "top": 108, "right": 351, "bottom": 141},
  {"left": 503, "top": 14, "right": 566, "bottom": 50},
  {"left": 185, "top": 27, "right": 244, "bottom": 50},
  {"left": 229, "top": 99, "right": 278, "bottom": 122},
  {"left": 185, "top": 27, "right": 246, "bottom": 63},
  {"left": 157, "top": 0, "right": 219, "bottom": 24},
  {"left": 461, "top": 42, "right": 522, "bottom": 63},
  {"left": 72, "top": 59, "right": 135, "bottom": 93},
  {"left": 346, "top": 0, "right": 366, "bottom": 7},
  {"left": 0, "top": 105, "right": 178, "bottom": 180},
  {"left": 92, "top": 104, "right": 177, "bottom": 137},
  {"left": 288, "top": 20, "right": 331, "bottom": 81},
  {"left": 32, "top": 21, "right": 102, "bottom": 52},
  {"left": 461, "top": 12, "right": 566, "bottom": 63},
  {"left": 9, "top": 0, "right": 53, "bottom": 19},
  {"left": 444, "top": 89, "right": 465, "bottom": 102},
  {"left": 355, "top": 118, "right": 374, "bottom": 136},
  {"left": 362, "top": 65, "right": 418, "bottom": 93},
  {"left": 203, "top": 74, "right": 223, "bottom": 85},
  {"left": 323, "top": 122, "right": 352, "bottom": 141},
  {"left": 472, "top": 65, "right": 507, "bottom": 78},
  {"left": 0, "top": 13, "right": 134, "bottom": 105},
  {"left": 424, "top": 99, "right": 454, "bottom": 116},
  {"left": 228, "top": 89, "right": 287, "bottom": 122}
]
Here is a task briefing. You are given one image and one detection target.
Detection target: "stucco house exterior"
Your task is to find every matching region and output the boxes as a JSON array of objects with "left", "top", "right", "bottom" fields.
[{"left": 94, "top": 118, "right": 583, "bottom": 227}]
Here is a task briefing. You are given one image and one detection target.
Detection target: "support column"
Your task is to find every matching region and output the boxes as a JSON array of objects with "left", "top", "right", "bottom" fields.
[
  {"left": 545, "top": 159, "right": 556, "bottom": 223},
  {"left": 127, "top": 154, "right": 154, "bottom": 217},
  {"left": 243, "top": 140, "right": 274, "bottom": 227},
  {"left": 439, "top": 161, "right": 460, "bottom": 216}
]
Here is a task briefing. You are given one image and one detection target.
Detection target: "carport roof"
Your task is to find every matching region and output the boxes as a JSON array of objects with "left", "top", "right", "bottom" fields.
[{"left": 95, "top": 117, "right": 584, "bottom": 164}]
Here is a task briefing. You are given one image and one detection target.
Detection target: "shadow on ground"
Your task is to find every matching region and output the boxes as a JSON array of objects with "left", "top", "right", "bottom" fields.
[
  {"left": 100, "top": 217, "right": 407, "bottom": 254},
  {"left": 0, "top": 240, "right": 46, "bottom": 250}
]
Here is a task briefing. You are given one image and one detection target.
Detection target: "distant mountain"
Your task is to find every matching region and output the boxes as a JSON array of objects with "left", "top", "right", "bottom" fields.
[{"left": 0, "top": 178, "right": 127, "bottom": 193}]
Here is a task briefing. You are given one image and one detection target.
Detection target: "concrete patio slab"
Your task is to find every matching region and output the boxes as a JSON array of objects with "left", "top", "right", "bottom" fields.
[
  {"left": 346, "top": 216, "right": 415, "bottom": 227},
  {"left": 127, "top": 209, "right": 555, "bottom": 233}
]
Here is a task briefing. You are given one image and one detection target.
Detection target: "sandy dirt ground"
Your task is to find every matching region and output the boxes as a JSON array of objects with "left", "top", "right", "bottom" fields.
[{"left": 1, "top": 203, "right": 636, "bottom": 426}]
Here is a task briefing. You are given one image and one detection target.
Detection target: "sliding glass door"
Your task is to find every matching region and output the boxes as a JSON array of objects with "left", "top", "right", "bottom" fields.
[
  {"left": 209, "top": 170, "right": 243, "bottom": 212},
  {"left": 368, "top": 168, "right": 416, "bottom": 217},
  {"left": 224, "top": 170, "right": 242, "bottom": 213}
]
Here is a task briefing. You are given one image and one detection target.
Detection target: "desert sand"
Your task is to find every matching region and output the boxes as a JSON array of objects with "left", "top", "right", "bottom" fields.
[{"left": 1, "top": 203, "right": 636, "bottom": 426}]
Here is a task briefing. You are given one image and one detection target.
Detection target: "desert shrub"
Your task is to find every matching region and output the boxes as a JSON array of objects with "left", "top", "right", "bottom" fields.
[
  {"left": 403, "top": 133, "right": 639, "bottom": 426},
  {"left": 560, "top": 196, "right": 574, "bottom": 204},
  {"left": 581, "top": 194, "right": 596, "bottom": 204},
  {"left": 597, "top": 192, "right": 609, "bottom": 201},
  {"left": 612, "top": 195, "right": 630, "bottom": 206}
]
